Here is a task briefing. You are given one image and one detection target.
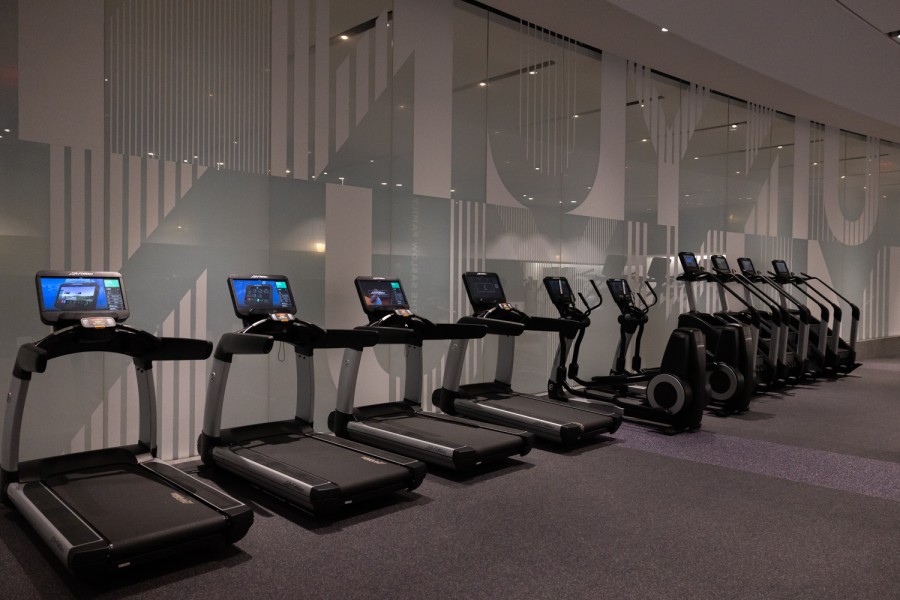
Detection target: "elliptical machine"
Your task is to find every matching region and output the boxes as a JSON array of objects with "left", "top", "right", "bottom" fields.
[
  {"left": 544, "top": 275, "right": 709, "bottom": 433},
  {"left": 676, "top": 252, "right": 754, "bottom": 414}
]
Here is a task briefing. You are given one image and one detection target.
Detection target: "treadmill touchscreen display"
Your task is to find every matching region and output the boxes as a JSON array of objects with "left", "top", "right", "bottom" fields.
[
  {"left": 355, "top": 278, "right": 410, "bottom": 313},
  {"left": 679, "top": 252, "right": 700, "bottom": 273},
  {"left": 36, "top": 271, "right": 129, "bottom": 324},
  {"left": 737, "top": 258, "right": 755, "bottom": 275},
  {"left": 772, "top": 260, "right": 790, "bottom": 275},
  {"left": 463, "top": 273, "right": 507, "bottom": 309},
  {"left": 543, "top": 277, "right": 574, "bottom": 305},
  {"left": 228, "top": 276, "right": 296, "bottom": 317},
  {"left": 711, "top": 255, "right": 730, "bottom": 273}
]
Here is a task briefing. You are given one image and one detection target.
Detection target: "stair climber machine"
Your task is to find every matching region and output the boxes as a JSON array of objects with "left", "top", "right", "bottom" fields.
[
  {"left": 199, "top": 274, "right": 426, "bottom": 516},
  {"left": 544, "top": 275, "right": 709, "bottom": 433},
  {"left": 434, "top": 272, "right": 623, "bottom": 446},
  {"left": 770, "top": 259, "right": 861, "bottom": 376},
  {"left": 2, "top": 271, "right": 253, "bottom": 578},
  {"left": 735, "top": 257, "right": 815, "bottom": 381},
  {"left": 708, "top": 255, "right": 795, "bottom": 389},
  {"left": 329, "top": 277, "right": 534, "bottom": 472},
  {"left": 675, "top": 252, "right": 755, "bottom": 414}
]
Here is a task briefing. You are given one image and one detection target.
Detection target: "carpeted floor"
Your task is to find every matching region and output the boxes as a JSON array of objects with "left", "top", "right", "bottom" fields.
[{"left": 1, "top": 360, "right": 898, "bottom": 599}]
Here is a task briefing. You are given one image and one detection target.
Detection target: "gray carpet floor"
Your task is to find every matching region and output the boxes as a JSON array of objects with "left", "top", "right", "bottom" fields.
[{"left": 1, "top": 360, "right": 898, "bottom": 599}]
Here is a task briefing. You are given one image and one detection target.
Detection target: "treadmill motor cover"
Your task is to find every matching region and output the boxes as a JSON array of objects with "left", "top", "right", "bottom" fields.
[{"left": 36, "top": 271, "right": 129, "bottom": 325}]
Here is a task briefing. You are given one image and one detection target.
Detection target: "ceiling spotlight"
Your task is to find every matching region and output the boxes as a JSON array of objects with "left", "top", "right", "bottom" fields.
[
  {"left": 661, "top": 27, "right": 669, "bottom": 33},
  {"left": 889, "top": 30, "right": 900, "bottom": 42},
  {"left": 340, "top": 34, "right": 349, "bottom": 40}
]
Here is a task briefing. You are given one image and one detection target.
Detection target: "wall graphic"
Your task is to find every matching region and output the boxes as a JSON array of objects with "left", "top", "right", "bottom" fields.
[{"left": 1, "top": 0, "right": 898, "bottom": 461}]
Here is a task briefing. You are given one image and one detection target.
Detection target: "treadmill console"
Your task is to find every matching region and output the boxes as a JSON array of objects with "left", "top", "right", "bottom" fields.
[
  {"left": 36, "top": 270, "right": 129, "bottom": 326},
  {"left": 710, "top": 255, "right": 730, "bottom": 274},
  {"left": 678, "top": 252, "right": 702, "bottom": 275},
  {"left": 355, "top": 277, "right": 411, "bottom": 318},
  {"left": 228, "top": 275, "right": 296, "bottom": 320},
  {"left": 737, "top": 257, "right": 756, "bottom": 276},
  {"left": 772, "top": 259, "right": 790, "bottom": 277},
  {"left": 462, "top": 272, "right": 507, "bottom": 312}
]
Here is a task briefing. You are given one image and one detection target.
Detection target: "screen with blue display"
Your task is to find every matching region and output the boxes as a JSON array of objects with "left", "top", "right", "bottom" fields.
[
  {"left": 228, "top": 276, "right": 296, "bottom": 317},
  {"left": 355, "top": 277, "right": 409, "bottom": 313},
  {"left": 36, "top": 271, "right": 128, "bottom": 324}
]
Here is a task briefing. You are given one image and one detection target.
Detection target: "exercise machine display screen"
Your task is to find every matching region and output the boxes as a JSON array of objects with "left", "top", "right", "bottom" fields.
[
  {"left": 543, "top": 277, "right": 574, "bottom": 305},
  {"left": 678, "top": 252, "right": 701, "bottom": 274},
  {"left": 606, "top": 278, "right": 631, "bottom": 303},
  {"left": 772, "top": 260, "right": 790, "bottom": 275},
  {"left": 711, "top": 255, "right": 730, "bottom": 273},
  {"left": 228, "top": 275, "right": 296, "bottom": 318},
  {"left": 462, "top": 272, "right": 507, "bottom": 309},
  {"left": 737, "top": 258, "right": 755, "bottom": 275},
  {"left": 355, "top": 277, "right": 410, "bottom": 313},
  {"left": 36, "top": 271, "right": 129, "bottom": 324}
]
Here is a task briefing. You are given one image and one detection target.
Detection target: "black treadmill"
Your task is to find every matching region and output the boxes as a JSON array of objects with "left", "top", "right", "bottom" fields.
[
  {"left": 434, "top": 272, "right": 623, "bottom": 445},
  {"left": 329, "top": 277, "right": 534, "bottom": 472},
  {"left": 199, "top": 274, "right": 426, "bottom": 515},
  {"left": 1, "top": 271, "right": 253, "bottom": 577}
]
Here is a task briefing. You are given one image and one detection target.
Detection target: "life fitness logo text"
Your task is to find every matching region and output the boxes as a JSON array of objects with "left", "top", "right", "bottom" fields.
[
  {"left": 170, "top": 492, "right": 194, "bottom": 505},
  {"left": 361, "top": 456, "right": 387, "bottom": 465}
]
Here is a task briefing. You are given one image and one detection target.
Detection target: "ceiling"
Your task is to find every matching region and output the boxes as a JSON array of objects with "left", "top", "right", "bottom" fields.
[{"left": 481, "top": 0, "right": 900, "bottom": 143}]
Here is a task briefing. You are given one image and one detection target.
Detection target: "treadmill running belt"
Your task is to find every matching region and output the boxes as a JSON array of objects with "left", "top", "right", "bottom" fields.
[
  {"left": 237, "top": 435, "right": 412, "bottom": 496},
  {"left": 479, "top": 395, "right": 616, "bottom": 430},
  {"left": 364, "top": 416, "right": 522, "bottom": 455},
  {"left": 45, "top": 463, "right": 225, "bottom": 558}
]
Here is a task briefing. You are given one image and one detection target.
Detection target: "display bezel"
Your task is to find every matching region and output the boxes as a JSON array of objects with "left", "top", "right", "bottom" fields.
[
  {"left": 710, "top": 255, "right": 730, "bottom": 273},
  {"left": 678, "top": 252, "right": 702, "bottom": 274},
  {"left": 35, "top": 270, "right": 130, "bottom": 325},
  {"left": 772, "top": 259, "right": 790, "bottom": 275},
  {"left": 543, "top": 277, "right": 574, "bottom": 305},
  {"left": 354, "top": 277, "right": 411, "bottom": 315},
  {"left": 462, "top": 272, "right": 508, "bottom": 310},
  {"left": 737, "top": 257, "right": 756, "bottom": 275},
  {"left": 227, "top": 275, "right": 296, "bottom": 319}
]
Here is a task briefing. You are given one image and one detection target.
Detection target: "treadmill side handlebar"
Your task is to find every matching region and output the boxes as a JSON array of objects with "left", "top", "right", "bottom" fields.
[
  {"left": 362, "top": 325, "right": 419, "bottom": 345},
  {"left": 13, "top": 344, "right": 49, "bottom": 378},
  {"left": 421, "top": 322, "right": 487, "bottom": 341},
  {"left": 214, "top": 332, "right": 275, "bottom": 362},
  {"left": 148, "top": 337, "right": 213, "bottom": 362},
  {"left": 459, "top": 316, "right": 525, "bottom": 336},
  {"left": 526, "top": 316, "right": 581, "bottom": 337},
  {"left": 317, "top": 328, "right": 379, "bottom": 349}
]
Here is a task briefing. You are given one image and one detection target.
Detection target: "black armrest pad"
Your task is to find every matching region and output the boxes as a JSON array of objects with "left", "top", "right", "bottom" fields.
[
  {"left": 422, "top": 323, "right": 487, "bottom": 341},
  {"left": 459, "top": 316, "right": 525, "bottom": 336},
  {"left": 214, "top": 333, "right": 274, "bottom": 361},
  {"left": 319, "top": 328, "right": 378, "bottom": 349},
  {"left": 526, "top": 316, "right": 580, "bottom": 336},
  {"left": 149, "top": 337, "right": 213, "bottom": 361},
  {"left": 15, "top": 344, "right": 48, "bottom": 376},
  {"left": 362, "top": 325, "right": 419, "bottom": 345}
]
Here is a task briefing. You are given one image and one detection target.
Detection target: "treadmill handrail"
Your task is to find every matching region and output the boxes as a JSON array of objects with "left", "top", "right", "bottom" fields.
[
  {"left": 214, "top": 332, "right": 275, "bottom": 362},
  {"left": 460, "top": 315, "right": 526, "bottom": 336}
]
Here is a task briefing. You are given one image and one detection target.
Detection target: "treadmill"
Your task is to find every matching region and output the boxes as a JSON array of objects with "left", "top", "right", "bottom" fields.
[
  {"left": 1, "top": 271, "right": 253, "bottom": 578},
  {"left": 435, "top": 272, "right": 623, "bottom": 445},
  {"left": 329, "top": 277, "right": 534, "bottom": 472},
  {"left": 199, "top": 274, "right": 426, "bottom": 515}
]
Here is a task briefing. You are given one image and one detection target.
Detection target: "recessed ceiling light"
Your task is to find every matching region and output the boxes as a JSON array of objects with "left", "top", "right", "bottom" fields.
[
  {"left": 661, "top": 27, "right": 669, "bottom": 33},
  {"left": 340, "top": 35, "right": 349, "bottom": 40}
]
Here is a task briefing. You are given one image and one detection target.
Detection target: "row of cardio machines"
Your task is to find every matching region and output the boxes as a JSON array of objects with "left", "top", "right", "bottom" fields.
[
  {"left": 4, "top": 269, "right": 624, "bottom": 577},
  {"left": 677, "top": 252, "right": 860, "bottom": 394}
]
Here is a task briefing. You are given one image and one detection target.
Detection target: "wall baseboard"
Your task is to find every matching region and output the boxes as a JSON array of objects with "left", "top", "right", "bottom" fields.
[{"left": 856, "top": 337, "right": 900, "bottom": 360}]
